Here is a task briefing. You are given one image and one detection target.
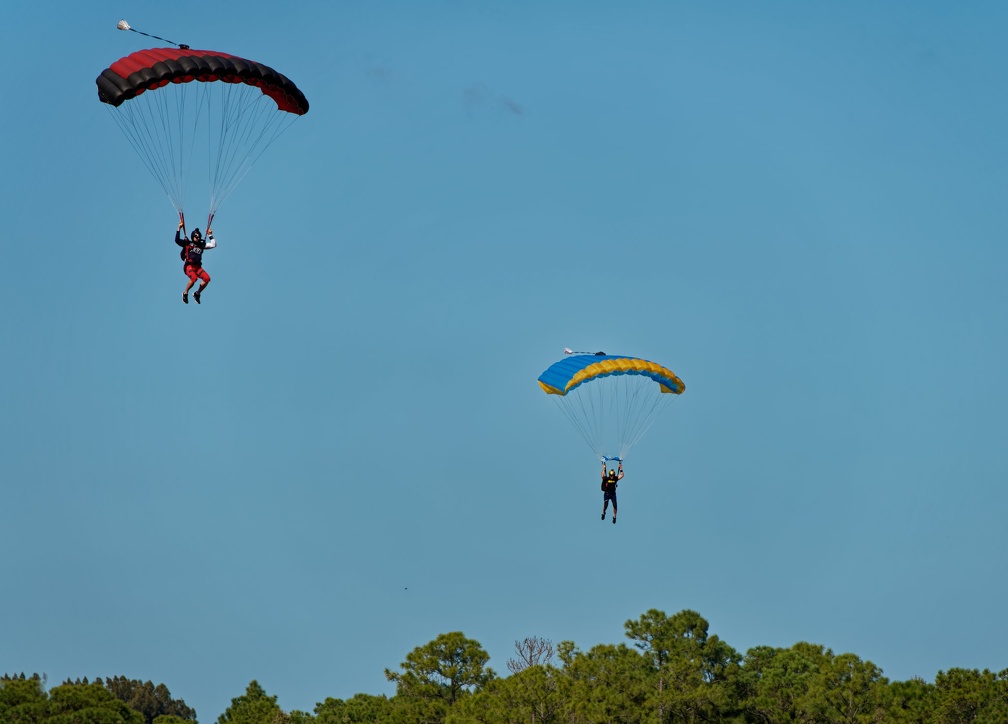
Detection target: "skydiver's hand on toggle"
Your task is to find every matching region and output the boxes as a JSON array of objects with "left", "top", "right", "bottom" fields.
[{"left": 178, "top": 219, "right": 185, "bottom": 230}]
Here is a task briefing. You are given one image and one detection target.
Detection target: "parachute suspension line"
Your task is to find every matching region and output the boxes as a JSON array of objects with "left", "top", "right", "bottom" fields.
[
  {"left": 206, "top": 81, "right": 298, "bottom": 218},
  {"left": 611, "top": 375, "right": 641, "bottom": 461},
  {"left": 610, "top": 375, "right": 634, "bottom": 460},
  {"left": 167, "top": 80, "right": 209, "bottom": 215},
  {"left": 615, "top": 374, "right": 674, "bottom": 460},
  {"left": 554, "top": 387, "right": 594, "bottom": 457},
  {"left": 105, "top": 81, "right": 210, "bottom": 215},
  {"left": 598, "top": 375, "right": 618, "bottom": 459},
  {"left": 218, "top": 99, "right": 295, "bottom": 212},
  {"left": 146, "top": 83, "right": 183, "bottom": 209},
  {"left": 586, "top": 375, "right": 610, "bottom": 459},
  {"left": 181, "top": 82, "right": 211, "bottom": 217},
  {"left": 623, "top": 399, "right": 671, "bottom": 459},
  {"left": 551, "top": 380, "right": 605, "bottom": 460},
  {"left": 105, "top": 80, "right": 297, "bottom": 221},
  {"left": 550, "top": 396, "right": 596, "bottom": 459},
  {"left": 207, "top": 80, "right": 233, "bottom": 216},
  {"left": 548, "top": 373, "right": 677, "bottom": 463},
  {"left": 591, "top": 373, "right": 629, "bottom": 461},
  {"left": 550, "top": 375, "right": 637, "bottom": 462},
  {"left": 107, "top": 96, "right": 181, "bottom": 211},
  {"left": 617, "top": 374, "right": 649, "bottom": 460}
]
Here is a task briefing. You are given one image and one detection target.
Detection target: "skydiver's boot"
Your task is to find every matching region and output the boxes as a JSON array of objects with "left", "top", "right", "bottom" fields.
[
  {"left": 193, "top": 290, "right": 201, "bottom": 304},
  {"left": 612, "top": 515, "right": 616, "bottom": 524},
  {"left": 182, "top": 292, "right": 188, "bottom": 304}
]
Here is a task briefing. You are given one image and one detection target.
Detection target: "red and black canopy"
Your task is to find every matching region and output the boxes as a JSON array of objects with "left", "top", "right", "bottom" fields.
[{"left": 96, "top": 48, "right": 309, "bottom": 115}]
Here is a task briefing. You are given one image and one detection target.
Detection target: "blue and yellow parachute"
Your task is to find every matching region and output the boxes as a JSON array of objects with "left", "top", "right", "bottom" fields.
[{"left": 538, "top": 352, "right": 684, "bottom": 463}]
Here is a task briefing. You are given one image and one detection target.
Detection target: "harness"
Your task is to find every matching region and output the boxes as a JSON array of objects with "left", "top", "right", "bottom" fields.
[{"left": 181, "top": 238, "right": 203, "bottom": 266}]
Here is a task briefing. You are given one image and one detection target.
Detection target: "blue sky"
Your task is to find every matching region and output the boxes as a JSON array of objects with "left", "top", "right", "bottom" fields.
[{"left": 2, "top": 0, "right": 1007, "bottom": 719}]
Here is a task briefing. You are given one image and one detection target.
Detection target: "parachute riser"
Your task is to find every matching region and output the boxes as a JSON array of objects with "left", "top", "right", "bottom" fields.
[{"left": 178, "top": 212, "right": 213, "bottom": 237}]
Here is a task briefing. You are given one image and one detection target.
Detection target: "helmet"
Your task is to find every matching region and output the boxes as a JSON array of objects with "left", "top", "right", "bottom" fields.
[
  {"left": 608, "top": 469, "right": 616, "bottom": 478},
  {"left": 191, "top": 228, "right": 202, "bottom": 240}
]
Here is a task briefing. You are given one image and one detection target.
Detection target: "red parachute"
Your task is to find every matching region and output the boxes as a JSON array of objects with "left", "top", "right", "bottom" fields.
[{"left": 97, "top": 46, "right": 309, "bottom": 228}]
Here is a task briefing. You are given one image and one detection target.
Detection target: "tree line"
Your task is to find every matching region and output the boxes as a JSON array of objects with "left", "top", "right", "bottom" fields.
[{"left": 3, "top": 608, "right": 1007, "bottom": 723}]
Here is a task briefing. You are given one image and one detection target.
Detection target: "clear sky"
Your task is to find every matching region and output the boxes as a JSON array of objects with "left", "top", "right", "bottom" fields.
[{"left": 2, "top": 0, "right": 1007, "bottom": 720}]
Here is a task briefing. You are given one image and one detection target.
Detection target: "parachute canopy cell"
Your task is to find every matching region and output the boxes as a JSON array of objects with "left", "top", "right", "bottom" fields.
[
  {"left": 538, "top": 355, "right": 685, "bottom": 397},
  {"left": 96, "top": 48, "right": 309, "bottom": 115}
]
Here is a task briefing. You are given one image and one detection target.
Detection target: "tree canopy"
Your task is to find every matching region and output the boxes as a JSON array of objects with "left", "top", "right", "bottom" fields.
[
  {"left": 6, "top": 608, "right": 1008, "bottom": 723},
  {"left": 0, "top": 674, "right": 193, "bottom": 724}
]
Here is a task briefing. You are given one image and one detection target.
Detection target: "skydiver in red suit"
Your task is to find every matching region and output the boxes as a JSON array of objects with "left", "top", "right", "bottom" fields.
[{"left": 175, "top": 218, "right": 216, "bottom": 304}]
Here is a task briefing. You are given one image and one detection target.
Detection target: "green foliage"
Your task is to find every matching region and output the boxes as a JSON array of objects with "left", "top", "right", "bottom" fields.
[
  {"left": 1, "top": 675, "right": 152, "bottom": 724},
  {"left": 0, "top": 674, "right": 196, "bottom": 724},
  {"left": 102, "top": 676, "right": 197, "bottom": 724},
  {"left": 310, "top": 693, "right": 395, "bottom": 723},
  {"left": 446, "top": 664, "right": 561, "bottom": 724},
  {"left": 736, "top": 642, "right": 892, "bottom": 723},
  {"left": 554, "top": 642, "right": 652, "bottom": 723},
  {"left": 814, "top": 651, "right": 889, "bottom": 722},
  {"left": 46, "top": 680, "right": 145, "bottom": 724},
  {"left": 931, "top": 667, "right": 1008, "bottom": 724},
  {"left": 737, "top": 643, "right": 822, "bottom": 721},
  {"left": 0, "top": 674, "right": 49, "bottom": 723},
  {"left": 385, "top": 631, "right": 496, "bottom": 707},
  {"left": 8, "top": 609, "right": 1008, "bottom": 723},
  {"left": 286, "top": 710, "right": 316, "bottom": 724},
  {"left": 624, "top": 608, "right": 742, "bottom": 722},
  {"left": 885, "top": 676, "right": 933, "bottom": 724},
  {"left": 217, "top": 681, "right": 287, "bottom": 724}
]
